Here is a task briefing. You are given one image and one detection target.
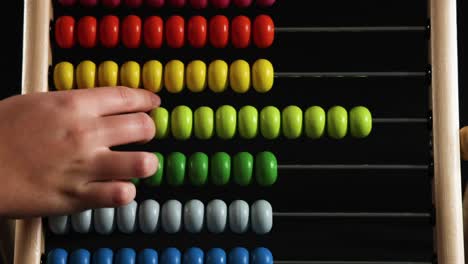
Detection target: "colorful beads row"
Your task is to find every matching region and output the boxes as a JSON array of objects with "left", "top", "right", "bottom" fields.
[
  {"left": 134, "top": 151, "right": 277, "bottom": 187},
  {"left": 48, "top": 247, "right": 272, "bottom": 264},
  {"left": 49, "top": 199, "right": 272, "bottom": 235},
  {"left": 55, "top": 14, "right": 274, "bottom": 49},
  {"left": 53, "top": 59, "right": 274, "bottom": 93},
  {"left": 58, "top": 0, "right": 275, "bottom": 8},
  {"left": 150, "top": 105, "right": 372, "bottom": 141}
]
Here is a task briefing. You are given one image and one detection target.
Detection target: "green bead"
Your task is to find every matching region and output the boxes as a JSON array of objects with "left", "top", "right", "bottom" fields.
[
  {"left": 216, "top": 105, "right": 237, "bottom": 139},
  {"left": 194, "top": 107, "right": 214, "bottom": 140},
  {"left": 282, "top": 105, "right": 303, "bottom": 139},
  {"left": 304, "top": 106, "right": 326, "bottom": 139},
  {"left": 349, "top": 106, "right": 372, "bottom": 138},
  {"left": 260, "top": 106, "right": 281, "bottom": 139},
  {"left": 233, "top": 152, "right": 253, "bottom": 186},
  {"left": 144, "top": 152, "right": 164, "bottom": 186},
  {"left": 167, "top": 152, "right": 186, "bottom": 186},
  {"left": 211, "top": 152, "right": 231, "bottom": 185},
  {"left": 151, "top": 107, "right": 170, "bottom": 139},
  {"left": 255, "top": 151, "right": 278, "bottom": 186},
  {"left": 327, "top": 106, "right": 348, "bottom": 139},
  {"left": 171, "top": 106, "right": 193, "bottom": 140},
  {"left": 188, "top": 152, "right": 209, "bottom": 186},
  {"left": 238, "top": 106, "right": 258, "bottom": 139},
  {"left": 130, "top": 178, "right": 140, "bottom": 185}
]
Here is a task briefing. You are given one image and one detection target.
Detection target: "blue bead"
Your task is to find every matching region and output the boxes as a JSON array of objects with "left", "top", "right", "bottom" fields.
[
  {"left": 251, "top": 248, "right": 273, "bottom": 264},
  {"left": 116, "top": 248, "right": 137, "bottom": 264},
  {"left": 70, "top": 249, "right": 90, "bottom": 264},
  {"left": 183, "top": 247, "right": 204, "bottom": 264},
  {"left": 138, "top": 249, "right": 158, "bottom": 264},
  {"left": 161, "top": 248, "right": 181, "bottom": 264},
  {"left": 206, "top": 248, "right": 226, "bottom": 264},
  {"left": 228, "top": 248, "right": 249, "bottom": 264},
  {"left": 93, "top": 248, "right": 113, "bottom": 264},
  {"left": 47, "top": 248, "right": 68, "bottom": 264}
]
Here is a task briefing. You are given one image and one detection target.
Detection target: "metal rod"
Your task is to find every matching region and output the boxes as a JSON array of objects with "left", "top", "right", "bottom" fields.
[
  {"left": 274, "top": 72, "right": 428, "bottom": 78},
  {"left": 373, "top": 118, "right": 428, "bottom": 124},
  {"left": 275, "top": 26, "right": 428, "bottom": 33},
  {"left": 275, "top": 261, "right": 432, "bottom": 264},
  {"left": 278, "top": 164, "right": 429, "bottom": 170},
  {"left": 273, "top": 212, "right": 431, "bottom": 219}
]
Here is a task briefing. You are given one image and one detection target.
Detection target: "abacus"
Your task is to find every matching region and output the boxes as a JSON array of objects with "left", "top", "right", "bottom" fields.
[{"left": 16, "top": 1, "right": 464, "bottom": 264}]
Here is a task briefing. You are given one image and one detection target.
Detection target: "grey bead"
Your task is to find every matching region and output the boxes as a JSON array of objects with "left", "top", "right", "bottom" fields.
[
  {"left": 48, "top": 215, "right": 69, "bottom": 235},
  {"left": 117, "top": 200, "right": 138, "bottom": 234},
  {"left": 184, "top": 199, "right": 204, "bottom": 233},
  {"left": 206, "top": 199, "right": 227, "bottom": 233},
  {"left": 139, "top": 199, "right": 160, "bottom": 234},
  {"left": 162, "top": 200, "right": 182, "bottom": 233},
  {"left": 71, "top": 209, "right": 92, "bottom": 233},
  {"left": 93, "top": 208, "right": 115, "bottom": 235},
  {"left": 251, "top": 200, "right": 273, "bottom": 234},
  {"left": 229, "top": 200, "right": 249, "bottom": 234}
]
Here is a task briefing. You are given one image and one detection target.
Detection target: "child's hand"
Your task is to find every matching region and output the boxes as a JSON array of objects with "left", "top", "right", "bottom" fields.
[{"left": 0, "top": 87, "right": 160, "bottom": 218}]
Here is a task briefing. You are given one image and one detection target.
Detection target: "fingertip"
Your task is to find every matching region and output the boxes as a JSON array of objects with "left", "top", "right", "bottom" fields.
[
  {"left": 111, "top": 182, "right": 136, "bottom": 206},
  {"left": 138, "top": 152, "right": 158, "bottom": 178}
]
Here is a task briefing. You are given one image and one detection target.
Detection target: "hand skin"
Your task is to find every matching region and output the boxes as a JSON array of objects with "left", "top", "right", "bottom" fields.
[{"left": 0, "top": 87, "right": 160, "bottom": 218}]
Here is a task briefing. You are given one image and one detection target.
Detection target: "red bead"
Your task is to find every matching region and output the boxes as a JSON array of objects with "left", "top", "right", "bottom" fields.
[
  {"left": 80, "top": 0, "right": 98, "bottom": 6},
  {"left": 253, "top": 15, "right": 274, "bottom": 48},
  {"left": 166, "top": 16, "right": 185, "bottom": 48},
  {"left": 233, "top": 0, "right": 251, "bottom": 7},
  {"left": 102, "top": 0, "right": 121, "bottom": 7},
  {"left": 144, "top": 16, "right": 164, "bottom": 48},
  {"left": 58, "top": 0, "right": 77, "bottom": 6},
  {"left": 122, "top": 15, "right": 142, "bottom": 48},
  {"left": 99, "top": 15, "right": 120, "bottom": 48},
  {"left": 55, "top": 16, "right": 75, "bottom": 48},
  {"left": 168, "top": 0, "right": 186, "bottom": 7},
  {"left": 77, "top": 16, "right": 97, "bottom": 48},
  {"left": 256, "top": 0, "right": 275, "bottom": 6},
  {"left": 189, "top": 0, "right": 207, "bottom": 8},
  {"left": 209, "top": 15, "right": 229, "bottom": 48},
  {"left": 210, "top": 0, "right": 229, "bottom": 8},
  {"left": 187, "top": 16, "right": 207, "bottom": 48},
  {"left": 231, "top": 16, "right": 250, "bottom": 48},
  {"left": 125, "top": 0, "right": 143, "bottom": 7},
  {"left": 146, "top": 0, "right": 165, "bottom": 7}
]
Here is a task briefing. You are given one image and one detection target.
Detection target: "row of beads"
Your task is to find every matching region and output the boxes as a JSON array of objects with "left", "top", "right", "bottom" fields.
[
  {"left": 150, "top": 105, "right": 372, "bottom": 140},
  {"left": 55, "top": 15, "right": 273, "bottom": 49},
  {"left": 58, "top": 0, "right": 275, "bottom": 8},
  {"left": 134, "top": 151, "right": 277, "bottom": 187},
  {"left": 49, "top": 199, "right": 272, "bottom": 235},
  {"left": 53, "top": 59, "right": 273, "bottom": 93},
  {"left": 48, "top": 247, "right": 272, "bottom": 264}
]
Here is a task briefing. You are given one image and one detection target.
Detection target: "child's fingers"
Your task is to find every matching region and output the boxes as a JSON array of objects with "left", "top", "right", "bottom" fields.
[
  {"left": 97, "top": 113, "right": 155, "bottom": 147},
  {"left": 81, "top": 181, "right": 136, "bottom": 208}
]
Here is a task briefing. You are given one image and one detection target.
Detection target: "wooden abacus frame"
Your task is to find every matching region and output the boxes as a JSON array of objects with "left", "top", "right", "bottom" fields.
[{"left": 13, "top": 0, "right": 465, "bottom": 263}]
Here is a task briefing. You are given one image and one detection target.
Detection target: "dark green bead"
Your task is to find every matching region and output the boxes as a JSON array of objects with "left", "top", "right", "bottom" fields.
[
  {"left": 144, "top": 152, "right": 164, "bottom": 186},
  {"left": 211, "top": 152, "right": 231, "bottom": 185},
  {"left": 255, "top": 151, "right": 278, "bottom": 186},
  {"left": 233, "top": 152, "right": 253, "bottom": 186},
  {"left": 188, "top": 152, "right": 209, "bottom": 186},
  {"left": 167, "top": 152, "right": 186, "bottom": 186},
  {"left": 130, "top": 178, "right": 140, "bottom": 185}
]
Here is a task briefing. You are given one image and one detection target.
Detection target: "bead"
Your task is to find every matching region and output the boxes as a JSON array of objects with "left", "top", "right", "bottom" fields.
[
  {"left": 260, "top": 106, "right": 280, "bottom": 139},
  {"left": 145, "top": 152, "right": 164, "bottom": 186},
  {"left": 99, "top": 15, "right": 119, "bottom": 48},
  {"left": 166, "top": 16, "right": 185, "bottom": 48},
  {"left": 209, "top": 15, "right": 229, "bottom": 48},
  {"left": 188, "top": 16, "right": 207, "bottom": 48},
  {"left": 55, "top": 16, "right": 75, "bottom": 48},
  {"left": 233, "top": 152, "right": 253, "bottom": 186},
  {"left": 54, "top": 62, "right": 74, "bottom": 90},
  {"left": 210, "top": 0, "right": 230, "bottom": 8},
  {"left": 71, "top": 209, "right": 92, "bottom": 233},
  {"left": 194, "top": 106, "right": 214, "bottom": 139},
  {"left": 151, "top": 107, "right": 170, "bottom": 139},
  {"left": 230, "top": 60, "right": 250, "bottom": 93},
  {"left": 77, "top": 16, "right": 97, "bottom": 48},
  {"left": 184, "top": 248, "right": 204, "bottom": 264},
  {"left": 233, "top": 0, "right": 252, "bottom": 7},
  {"left": 48, "top": 215, "right": 69, "bottom": 235},
  {"left": 125, "top": 0, "right": 143, "bottom": 7},
  {"left": 229, "top": 200, "right": 249, "bottom": 233},
  {"left": 93, "top": 248, "right": 113, "bottom": 264},
  {"left": 161, "top": 248, "right": 181, "bottom": 264},
  {"left": 184, "top": 200, "right": 204, "bottom": 233},
  {"left": 115, "top": 248, "right": 136, "bottom": 264},
  {"left": 251, "top": 248, "right": 273, "bottom": 264},
  {"left": 238, "top": 106, "right": 258, "bottom": 139},
  {"left": 231, "top": 16, "right": 251, "bottom": 48},
  {"left": 349, "top": 106, "right": 372, "bottom": 138},
  {"left": 102, "top": 0, "right": 121, "bottom": 8},
  {"left": 171, "top": 106, "right": 193, "bottom": 140},
  {"left": 120, "top": 61, "right": 141, "bottom": 88},
  {"left": 256, "top": 0, "right": 275, "bottom": 6},
  {"left": 190, "top": 0, "right": 208, "bottom": 8},
  {"left": 253, "top": 15, "right": 274, "bottom": 48},
  {"left": 130, "top": 178, "right": 140, "bottom": 186},
  {"left": 206, "top": 248, "right": 226, "bottom": 264},
  {"left": 144, "top": 16, "right": 164, "bottom": 49},
  {"left": 98, "top": 61, "right": 118, "bottom": 87},
  {"left": 142, "top": 60, "right": 163, "bottom": 92},
  {"left": 167, "top": 152, "right": 186, "bottom": 185},
  {"left": 211, "top": 152, "right": 231, "bottom": 185},
  {"left": 250, "top": 200, "right": 272, "bottom": 234},
  {"left": 216, "top": 105, "right": 237, "bottom": 139},
  {"left": 70, "top": 249, "right": 90, "bottom": 264},
  {"left": 47, "top": 248, "right": 68, "bottom": 264},
  {"left": 255, "top": 151, "right": 277, "bottom": 186},
  {"left": 188, "top": 152, "right": 209, "bottom": 186},
  {"left": 165, "top": 60, "right": 185, "bottom": 93},
  {"left": 168, "top": 0, "right": 186, "bottom": 7},
  {"left": 58, "top": 0, "right": 77, "bottom": 6},
  {"left": 327, "top": 106, "right": 348, "bottom": 139},
  {"left": 147, "top": 0, "right": 165, "bottom": 7},
  {"left": 94, "top": 208, "right": 115, "bottom": 235},
  {"left": 252, "top": 59, "right": 274, "bottom": 92},
  {"left": 304, "top": 106, "right": 326, "bottom": 139},
  {"left": 208, "top": 60, "right": 228, "bottom": 93},
  {"left": 80, "top": 0, "right": 98, "bottom": 6},
  {"left": 138, "top": 249, "right": 158, "bottom": 264},
  {"left": 282, "top": 105, "right": 303, "bottom": 139},
  {"left": 162, "top": 200, "right": 182, "bottom": 233},
  {"left": 206, "top": 199, "right": 227, "bottom": 233},
  {"left": 76, "top": 60, "right": 96, "bottom": 89},
  {"left": 122, "top": 15, "right": 142, "bottom": 48},
  {"left": 139, "top": 199, "right": 160, "bottom": 234},
  {"left": 229, "top": 248, "right": 249, "bottom": 264},
  {"left": 187, "top": 60, "right": 207, "bottom": 92},
  {"left": 117, "top": 200, "right": 137, "bottom": 234}
]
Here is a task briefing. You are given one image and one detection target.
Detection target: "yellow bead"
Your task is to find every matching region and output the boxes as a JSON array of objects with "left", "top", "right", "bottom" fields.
[
  {"left": 252, "top": 59, "right": 274, "bottom": 93},
  {"left": 142, "top": 60, "right": 163, "bottom": 93},
  {"left": 76, "top": 60, "right": 96, "bottom": 89},
  {"left": 186, "top": 60, "right": 207, "bottom": 93},
  {"left": 230, "top": 60, "right": 250, "bottom": 93},
  {"left": 208, "top": 60, "right": 228, "bottom": 93},
  {"left": 53, "top": 62, "right": 74, "bottom": 91},
  {"left": 165, "top": 60, "right": 185, "bottom": 93},
  {"left": 151, "top": 107, "right": 170, "bottom": 139},
  {"left": 98, "top": 61, "right": 119, "bottom": 87},
  {"left": 120, "top": 61, "right": 141, "bottom": 88}
]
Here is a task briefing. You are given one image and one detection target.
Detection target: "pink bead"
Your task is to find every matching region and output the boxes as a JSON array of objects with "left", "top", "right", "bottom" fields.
[
  {"left": 102, "top": 0, "right": 121, "bottom": 7},
  {"left": 125, "top": 0, "right": 143, "bottom": 7},
  {"left": 256, "top": 0, "right": 274, "bottom": 6},
  {"left": 58, "top": 0, "right": 77, "bottom": 6},
  {"left": 210, "top": 0, "right": 229, "bottom": 8},
  {"left": 233, "top": 0, "right": 251, "bottom": 7},
  {"left": 168, "top": 0, "right": 186, "bottom": 7},
  {"left": 146, "top": 0, "right": 165, "bottom": 7},
  {"left": 189, "top": 0, "right": 208, "bottom": 9},
  {"left": 80, "top": 0, "right": 98, "bottom": 6}
]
